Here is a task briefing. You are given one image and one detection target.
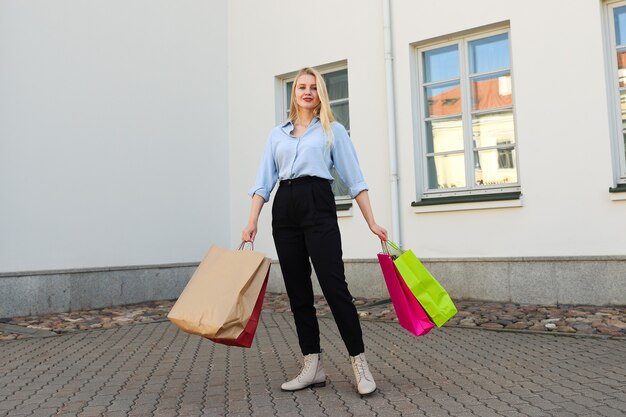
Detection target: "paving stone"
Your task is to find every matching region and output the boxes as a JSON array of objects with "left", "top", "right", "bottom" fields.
[
  {"left": 152, "top": 409, "right": 177, "bottom": 417},
  {"left": 499, "top": 411, "right": 533, "bottom": 417},
  {"left": 375, "top": 407, "right": 403, "bottom": 417},
  {"left": 514, "top": 404, "right": 550, "bottom": 416},
  {"left": 525, "top": 396, "right": 562, "bottom": 411},
  {"left": 125, "top": 411, "right": 153, "bottom": 417},
  {"left": 468, "top": 404, "right": 506, "bottom": 417},
  {"left": 106, "top": 400, "right": 135, "bottom": 412},
  {"left": 394, "top": 400, "right": 424, "bottom": 413},
  {"left": 2, "top": 313, "right": 625, "bottom": 417},
  {"left": 273, "top": 404, "right": 300, "bottom": 415},
  {"left": 483, "top": 398, "right": 516, "bottom": 412},
  {"left": 0, "top": 400, "right": 22, "bottom": 410},
  {"left": 29, "top": 409, "right": 63, "bottom": 417},
  {"left": 561, "top": 395, "right": 602, "bottom": 408},
  {"left": 57, "top": 401, "right": 88, "bottom": 414},
  {"left": 595, "top": 406, "right": 626, "bottom": 417}
]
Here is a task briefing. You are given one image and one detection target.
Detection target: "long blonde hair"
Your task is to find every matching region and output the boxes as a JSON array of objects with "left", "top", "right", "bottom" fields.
[{"left": 289, "top": 67, "right": 335, "bottom": 148}]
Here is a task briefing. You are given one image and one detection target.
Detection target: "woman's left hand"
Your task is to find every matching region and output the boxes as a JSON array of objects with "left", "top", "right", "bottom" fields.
[{"left": 369, "top": 223, "right": 388, "bottom": 242}]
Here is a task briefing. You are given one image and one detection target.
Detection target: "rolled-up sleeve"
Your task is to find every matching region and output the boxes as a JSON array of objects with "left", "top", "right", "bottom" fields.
[
  {"left": 248, "top": 135, "right": 278, "bottom": 202},
  {"left": 331, "top": 123, "right": 368, "bottom": 198}
]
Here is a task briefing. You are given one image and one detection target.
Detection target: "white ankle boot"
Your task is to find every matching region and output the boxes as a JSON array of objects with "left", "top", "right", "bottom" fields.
[
  {"left": 281, "top": 353, "right": 327, "bottom": 391},
  {"left": 350, "top": 353, "right": 376, "bottom": 395}
]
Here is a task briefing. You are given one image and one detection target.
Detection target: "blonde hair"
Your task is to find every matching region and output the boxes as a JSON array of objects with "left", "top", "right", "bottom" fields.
[{"left": 289, "top": 67, "right": 335, "bottom": 148}]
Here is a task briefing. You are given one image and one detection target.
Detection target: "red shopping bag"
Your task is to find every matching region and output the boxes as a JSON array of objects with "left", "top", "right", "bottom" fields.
[
  {"left": 208, "top": 266, "right": 270, "bottom": 348},
  {"left": 378, "top": 243, "right": 434, "bottom": 337}
]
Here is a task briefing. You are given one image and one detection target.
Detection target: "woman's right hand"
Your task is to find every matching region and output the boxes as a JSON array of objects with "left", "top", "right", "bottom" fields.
[
  {"left": 242, "top": 222, "right": 257, "bottom": 243},
  {"left": 369, "top": 223, "right": 388, "bottom": 242},
  {"left": 243, "top": 194, "right": 265, "bottom": 242}
]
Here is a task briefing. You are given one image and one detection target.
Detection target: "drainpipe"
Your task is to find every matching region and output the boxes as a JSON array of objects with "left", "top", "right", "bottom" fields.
[{"left": 383, "top": 0, "right": 401, "bottom": 247}]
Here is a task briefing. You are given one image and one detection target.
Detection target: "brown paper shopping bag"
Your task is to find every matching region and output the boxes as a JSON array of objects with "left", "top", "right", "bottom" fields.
[
  {"left": 167, "top": 244, "right": 271, "bottom": 339},
  {"left": 208, "top": 269, "right": 269, "bottom": 348}
]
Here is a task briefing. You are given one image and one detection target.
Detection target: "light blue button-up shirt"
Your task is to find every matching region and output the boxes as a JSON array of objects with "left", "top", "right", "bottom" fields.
[{"left": 248, "top": 117, "right": 368, "bottom": 202}]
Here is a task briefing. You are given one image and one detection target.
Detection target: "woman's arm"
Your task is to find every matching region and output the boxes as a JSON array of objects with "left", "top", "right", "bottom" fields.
[
  {"left": 354, "top": 190, "right": 388, "bottom": 241},
  {"left": 242, "top": 194, "right": 266, "bottom": 242}
]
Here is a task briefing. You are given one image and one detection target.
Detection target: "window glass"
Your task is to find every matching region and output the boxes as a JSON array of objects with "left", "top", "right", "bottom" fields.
[
  {"left": 426, "top": 118, "right": 464, "bottom": 154},
  {"left": 472, "top": 111, "right": 515, "bottom": 148},
  {"left": 474, "top": 148, "right": 517, "bottom": 186},
  {"left": 286, "top": 81, "right": 293, "bottom": 111},
  {"left": 620, "top": 90, "right": 626, "bottom": 158},
  {"left": 424, "top": 45, "right": 459, "bottom": 83},
  {"left": 425, "top": 82, "right": 461, "bottom": 117},
  {"left": 469, "top": 33, "right": 510, "bottom": 74},
  {"left": 323, "top": 70, "right": 349, "bottom": 101},
  {"left": 617, "top": 50, "right": 626, "bottom": 87},
  {"left": 427, "top": 153, "right": 466, "bottom": 189},
  {"left": 471, "top": 73, "right": 512, "bottom": 111},
  {"left": 332, "top": 102, "right": 350, "bottom": 131},
  {"left": 615, "top": 6, "right": 626, "bottom": 45}
]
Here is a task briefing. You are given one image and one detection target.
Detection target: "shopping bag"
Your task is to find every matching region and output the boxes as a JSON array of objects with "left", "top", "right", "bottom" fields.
[
  {"left": 167, "top": 243, "right": 271, "bottom": 340},
  {"left": 208, "top": 267, "right": 269, "bottom": 348},
  {"left": 378, "top": 243, "right": 434, "bottom": 336},
  {"left": 388, "top": 241, "right": 457, "bottom": 327}
]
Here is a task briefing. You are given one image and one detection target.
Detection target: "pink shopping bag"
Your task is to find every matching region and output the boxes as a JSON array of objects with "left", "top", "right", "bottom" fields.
[{"left": 378, "top": 244, "right": 434, "bottom": 337}]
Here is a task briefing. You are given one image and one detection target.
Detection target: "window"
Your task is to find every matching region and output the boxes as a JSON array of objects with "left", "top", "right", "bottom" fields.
[
  {"left": 606, "top": 1, "right": 626, "bottom": 191},
  {"left": 414, "top": 29, "right": 520, "bottom": 204},
  {"left": 285, "top": 67, "right": 352, "bottom": 201}
]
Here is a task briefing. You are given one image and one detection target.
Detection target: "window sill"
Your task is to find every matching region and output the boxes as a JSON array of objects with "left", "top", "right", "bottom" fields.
[
  {"left": 412, "top": 191, "right": 522, "bottom": 213},
  {"left": 609, "top": 184, "right": 626, "bottom": 201},
  {"left": 336, "top": 201, "right": 353, "bottom": 217}
]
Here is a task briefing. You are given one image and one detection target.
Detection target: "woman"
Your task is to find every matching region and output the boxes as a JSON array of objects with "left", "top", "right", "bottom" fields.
[{"left": 242, "top": 67, "right": 387, "bottom": 395}]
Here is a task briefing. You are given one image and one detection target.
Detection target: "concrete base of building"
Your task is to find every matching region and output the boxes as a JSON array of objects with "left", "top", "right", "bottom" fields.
[
  {"left": 2, "top": 256, "right": 625, "bottom": 318},
  {"left": 0, "top": 264, "right": 196, "bottom": 318},
  {"left": 268, "top": 256, "right": 626, "bottom": 306}
]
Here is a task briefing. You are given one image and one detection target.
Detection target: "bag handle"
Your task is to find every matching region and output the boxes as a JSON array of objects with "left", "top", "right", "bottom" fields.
[
  {"left": 386, "top": 240, "right": 401, "bottom": 252},
  {"left": 381, "top": 240, "right": 390, "bottom": 255},
  {"left": 381, "top": 240, "right": 403, "bottom": 255},
  {"left": 238, "top": 241, "right": 255, "bottom": 251},
  {"left": 384, "top": 240, "right": 404, "bottom": 259}
]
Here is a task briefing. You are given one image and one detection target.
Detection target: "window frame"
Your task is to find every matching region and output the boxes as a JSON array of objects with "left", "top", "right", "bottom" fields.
[
  {"left": 280, "top": 63, "right": 353, "bottom": 203},
  {"left": 605, "top": 0, "right": 626, "bottom": 189},
  {"left": 413, "top": 26, "right": 521, "bottom": 204}
]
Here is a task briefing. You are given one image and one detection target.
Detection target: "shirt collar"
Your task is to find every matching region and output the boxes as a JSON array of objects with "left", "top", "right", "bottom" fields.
[{"left": 281, "top": 116, "right": 320, "bottom": 135}]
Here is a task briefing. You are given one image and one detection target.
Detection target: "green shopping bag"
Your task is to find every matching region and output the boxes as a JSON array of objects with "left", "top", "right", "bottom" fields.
[{"left": 387, "top": 241, "right": 457, "bottom": 327}]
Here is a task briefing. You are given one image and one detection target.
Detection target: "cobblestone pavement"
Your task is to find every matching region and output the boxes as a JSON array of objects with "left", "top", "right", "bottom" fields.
[
  {"left": 1, "top": 293, "right": 625, "bottom": 340},
  {"left": 1, "top": 312, "right": 625, "bottom": 417}
]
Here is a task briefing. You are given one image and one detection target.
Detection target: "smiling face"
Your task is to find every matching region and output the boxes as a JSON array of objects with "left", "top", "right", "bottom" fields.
[{"left": 294, "top": 73, "right": 321, "bottom": 113}]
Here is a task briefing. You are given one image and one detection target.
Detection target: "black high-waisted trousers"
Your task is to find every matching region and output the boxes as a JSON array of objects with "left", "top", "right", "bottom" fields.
[{"left": 272, "top": 176, "right": 364, "bottom": 357}]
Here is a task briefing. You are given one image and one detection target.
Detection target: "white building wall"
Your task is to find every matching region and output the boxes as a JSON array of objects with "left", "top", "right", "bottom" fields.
[
  {"left": 392, "top": 0, "right": 626, "bottom": 258},
  {"left": 0, "top": 0, "right": 230, "bottom": 273},
  {"left": 230, "top": 0, "right": 625, "bottom": 261}
]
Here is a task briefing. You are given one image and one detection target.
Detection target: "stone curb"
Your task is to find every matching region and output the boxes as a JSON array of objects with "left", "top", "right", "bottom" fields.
[
  {"left": 320, "top": 313, "right": 626, "bottom": 340},
  {"left": 6, "top": 314, "right": 623, "bottom": 342},
  {"left": 0, "top": 323, "right": 57, "bottom": 338},
  {"left": 2, "top": 294, "right": 625, "bottom": 341}
]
